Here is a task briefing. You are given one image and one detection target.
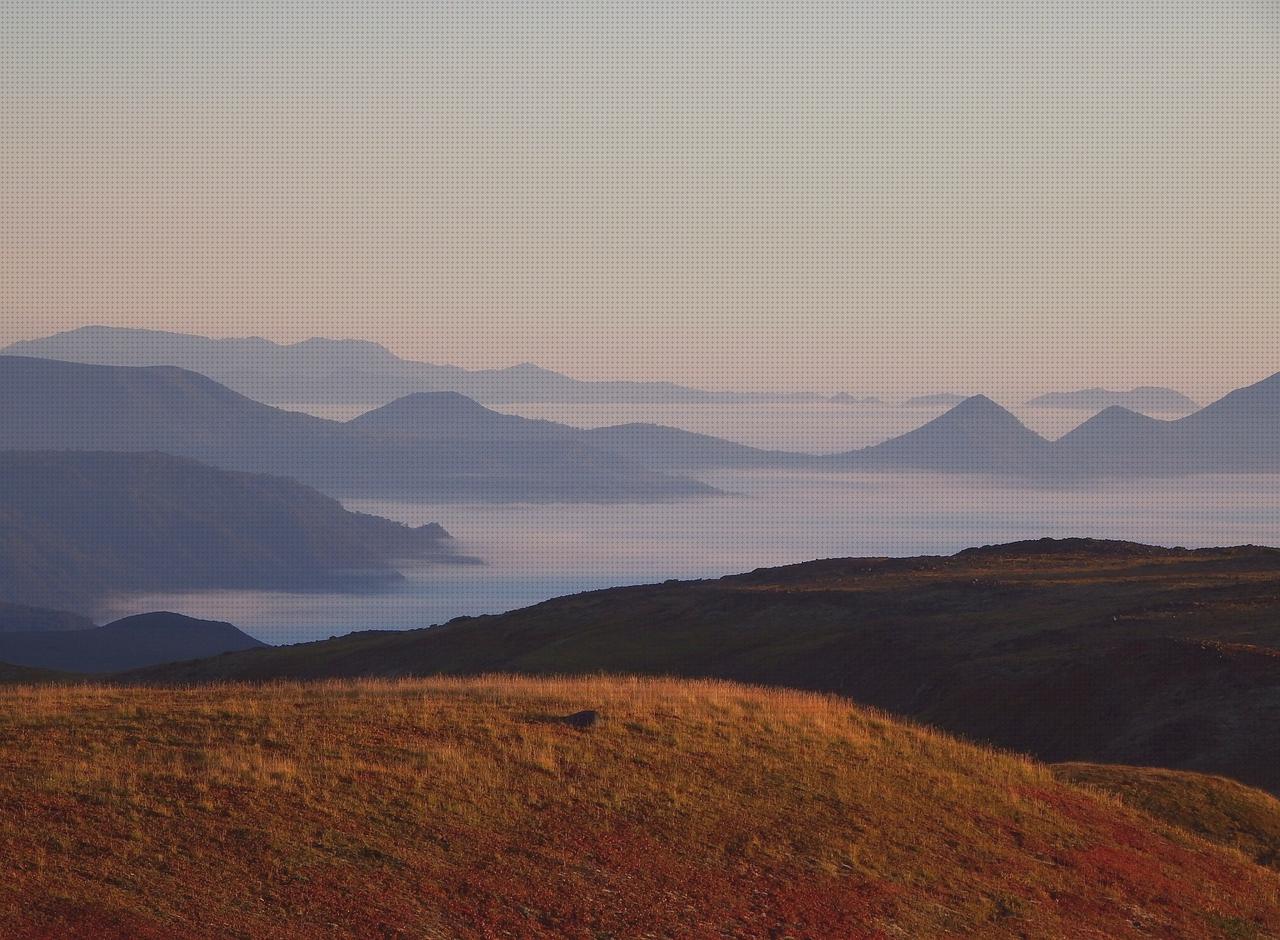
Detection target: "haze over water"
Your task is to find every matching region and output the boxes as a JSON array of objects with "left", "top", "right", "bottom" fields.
[{"left": 105, "top": 461, "right": 1280, "bottom": 646}]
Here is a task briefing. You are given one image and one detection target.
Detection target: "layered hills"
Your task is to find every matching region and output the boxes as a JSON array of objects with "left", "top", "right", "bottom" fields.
[
  {"left": 351, "top": 392, "right": 798, "bottom": 470},
  {"left": 6, "top": 352, "right": 1280, "bottom": 480},
  {"left": 0, "top": 612, "right": 264, "bottom": 673},
  {"left": 1027, "top": 387, "right": 1198, "bottom": 413},
  {"left": 133, "top": 539, "right": 1280, "bottom": 793},
  {"left": 4, "top": 326, "right": 797, "bottom": 406},
  {"left": 0, "top": 450, "right": 459, "bottom": 611},
  {"left": 0, "top": 600, "right": 93, "bottom": 632},
  {"left": 0, "top": 676, "right": 1276, "bottom": 938},
  {"left": 0, "top": 357, "right": 717, "bottom": 501},
  {"left": 854, "top": 394, "right": 1050, "bottom": 471},
  {"left": 840, "top": 374, "right": 1280, "bottom": 475}
]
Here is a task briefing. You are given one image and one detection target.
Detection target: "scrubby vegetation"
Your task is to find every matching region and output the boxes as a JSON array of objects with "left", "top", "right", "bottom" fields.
[
  {"left": 132, "top": 540, "right": 1280, "bottom": 793},
  {"left": 1055, "top": 763, "right": 1280, "bottom": 872},
  {"left": 1, "top": 676, "right": 1278, "bottom": 938}
]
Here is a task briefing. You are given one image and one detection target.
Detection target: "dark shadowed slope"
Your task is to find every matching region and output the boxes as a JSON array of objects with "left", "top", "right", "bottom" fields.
[
  {"left": 0, "top": 600, "right": 94, "bottom": 633},
  {"left": 0, "top": 662, "right": 64, "bottom": 683},
  {"left": 2, "top": 677, "right": 1278, "bottom": 938},
  {"left": 0, "top": 612, "right": 265, "bottom": 673},
  {"left": 133, "top": 539, "right": 1280, "bottom": 792},
  {"left": 0, "top": 357, "right": 718, "bottom": 501},
  {"left": 0, "top": 451, "right": 458, "bottom": 611}
]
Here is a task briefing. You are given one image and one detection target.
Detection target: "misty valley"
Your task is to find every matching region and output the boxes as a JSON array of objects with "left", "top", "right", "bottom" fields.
[
  {"left": 103, "top": 468, "right": 1280, "bottom": 646},
  {"left": 1, "top": 328, "right": 1278, "bottom": 649},
  {"left": 6, "top": 6, "right": 1280, "bottom": 933},
  {"left": 4, "top": 328, "right": 1280, "bottom": 939}
]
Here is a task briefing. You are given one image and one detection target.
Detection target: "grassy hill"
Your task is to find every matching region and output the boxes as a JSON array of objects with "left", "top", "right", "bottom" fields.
[
  {"left": 1, "top": 676, "right": 1277, "bottom": 938},
  {"left": 133, "top": 539, "right": 1280, "bottom": 792},
  {"left": 1054, "top": 763, "right": 1280, "bottom": 872},
  {"left": 0, "top": 661, "right": 64, "bottom": 683}
]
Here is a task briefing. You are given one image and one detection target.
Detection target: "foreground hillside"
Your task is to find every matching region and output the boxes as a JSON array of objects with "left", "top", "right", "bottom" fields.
[
  {"left": 138, "top": 539, "right": 1280, "bottom": 792},
  {"left": 1, "top": 677, "right": 1277, "bottom": 939}
]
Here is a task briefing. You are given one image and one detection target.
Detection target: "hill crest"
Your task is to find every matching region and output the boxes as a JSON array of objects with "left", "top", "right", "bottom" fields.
[
  {"left": 0, "top": 676, "right": 1276, "bottom": 938},
  {"left": 856, "top": 394, "right": 1049, "bottom": 469},
  {"left": 125, "top": 539, "right": 1280, "bottom": 794}
]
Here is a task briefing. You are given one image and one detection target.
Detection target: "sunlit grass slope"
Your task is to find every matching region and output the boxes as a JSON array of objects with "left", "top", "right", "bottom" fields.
[
  {"left": 130, "top": 541, "right": 1280, "bottom": 793},
  {"left": 1056, "top": 762, "right": 1280, "bottom": 873},
  {"left": 1, "top": 677, "right": 1278, "bottom": 939}
]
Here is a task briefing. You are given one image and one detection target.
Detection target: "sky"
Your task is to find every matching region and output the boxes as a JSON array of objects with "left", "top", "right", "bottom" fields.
[{"left": 1, "top": 2, "right": 1277, "bottom": 399}]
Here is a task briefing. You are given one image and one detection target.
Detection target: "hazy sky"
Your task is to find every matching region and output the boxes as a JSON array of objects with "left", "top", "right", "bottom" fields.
[{"left": 2, "top": 2, "right": 1276, "bottom": 397}]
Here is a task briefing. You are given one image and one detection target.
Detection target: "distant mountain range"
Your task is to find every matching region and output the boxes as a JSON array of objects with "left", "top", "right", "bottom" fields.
[
  {"left": 122, "top": 539, "right": 1280, "bottom": 794},
  {"left": 0, "top": 450, "right": 462, "bottom": 612},
  {"left": 4, "top": 345, "right": 1279, "bottom": 482},
  {"left": 851, "top": 394, "right": 1051, "bottom": 472},
  {"left": 4, "top": 326, "right": 868, "bottom": 407},
  {"left": 0, "top": 357, "right": 719, "bottom": 501},
  {"left": 836, "top": 372, "right": 1280, "bottom": 475},
  {"left": 1047, "top": 371, "right": 1280, "bottom": 473},
  {"left": 0, "top": 611, "right": 264, "bottom": 673},
  {"left": 350, "top": 391, "right": 806, "bottom": 472},
  {"left": 1026, "top": 386, "right": 1198, "bottom": 413}
]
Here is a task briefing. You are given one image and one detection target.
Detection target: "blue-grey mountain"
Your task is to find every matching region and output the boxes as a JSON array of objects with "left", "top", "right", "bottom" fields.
[
  {"left": 851, "top": 395, "right": 1051, "bottom": 472},
  {"left": 0, "top": 612, "right": 265, "bottom": 673},
  {"left": 350, "top": 392, "right": 800, "bottom": 471},
  {"left": 1050, "top": 372, "right": 1280, "bottom": 473},
  {"left": 1027, "top": 387, "right": 1198, "bottom": 414},
  {"left": 0, "top": 600, "right": 94, "bottom": 633},
  {"left": 0, "top": 357, "right": 717, "bottom": 501},
  {"left": 5, "top": 350, "right": 1279, "bottom": 482},
  {"left": 5, "top": 326, "right": 820, "bottom": 406},
  {"left": 0, "top": 450, "right": 461, "bottom": 612}
]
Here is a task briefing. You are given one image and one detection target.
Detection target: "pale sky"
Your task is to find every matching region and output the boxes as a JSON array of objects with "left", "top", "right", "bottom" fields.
[{"left": 1, "top": 2, "right": 1277, "bottom": 398}]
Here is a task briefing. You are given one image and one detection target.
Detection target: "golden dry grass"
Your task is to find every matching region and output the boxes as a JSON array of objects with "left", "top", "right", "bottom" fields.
[
  {"left": 1055, "top": 762, "right": 1280, "bottom": 872},
  {"left": 0, "top": 676, "right": 1277, "bottom": 939}
]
